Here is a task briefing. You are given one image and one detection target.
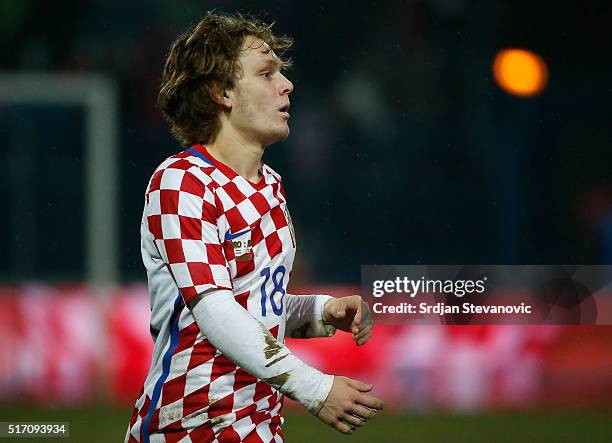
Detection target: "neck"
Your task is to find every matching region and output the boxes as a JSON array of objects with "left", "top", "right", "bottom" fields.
[{"left": 205, "top": 125, "right": 264, "bottom": 183}]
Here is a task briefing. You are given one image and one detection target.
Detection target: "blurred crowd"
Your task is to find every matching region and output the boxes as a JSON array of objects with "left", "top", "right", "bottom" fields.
[{"left": 3, "top": 284, "right": 611, "bottom": 410}]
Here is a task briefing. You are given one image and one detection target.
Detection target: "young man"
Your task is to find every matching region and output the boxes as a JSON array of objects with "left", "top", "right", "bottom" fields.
[{"left": 126, "top": 12, "right": 383, "bottom": 443}]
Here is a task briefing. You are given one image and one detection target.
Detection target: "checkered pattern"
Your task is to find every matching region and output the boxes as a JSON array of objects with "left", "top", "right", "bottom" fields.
[{"left": 127, "top": 144, "right": 297, "bottom": 442}]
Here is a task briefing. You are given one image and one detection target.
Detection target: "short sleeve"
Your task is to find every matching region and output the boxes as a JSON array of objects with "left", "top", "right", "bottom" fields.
[{"left": 144, "top": 166, "right": 232, "bottom": 305}]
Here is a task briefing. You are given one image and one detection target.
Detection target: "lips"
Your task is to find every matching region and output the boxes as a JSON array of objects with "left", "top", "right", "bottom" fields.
[{"left": 278, "top": 103, "right": 290, "bottom": 119}]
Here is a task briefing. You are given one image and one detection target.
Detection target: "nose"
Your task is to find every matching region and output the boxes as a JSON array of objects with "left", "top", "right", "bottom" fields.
[{"left": 280, "top": 73, "right": 294, "bottom": 95}]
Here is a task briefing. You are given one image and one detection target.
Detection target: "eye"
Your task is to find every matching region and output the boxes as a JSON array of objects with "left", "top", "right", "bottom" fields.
[{"left": 261, "top": 72, "right": 271, "bottom": 78}]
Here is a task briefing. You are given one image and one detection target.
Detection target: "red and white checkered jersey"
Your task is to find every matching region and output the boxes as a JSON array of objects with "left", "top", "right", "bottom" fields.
[{"left": 127, "top": 144, "right": 297, "bottom": 443}]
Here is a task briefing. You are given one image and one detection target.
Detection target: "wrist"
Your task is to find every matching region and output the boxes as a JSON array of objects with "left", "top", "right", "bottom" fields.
[
  {"left": 318, "top": 297, "right": 336, "bottom": 336},
  {"left": 281, "top": 364, "right": 334, "bottom": 415},
  {"left": 322, "top": 299, "right": 332, "bottom": 325}
]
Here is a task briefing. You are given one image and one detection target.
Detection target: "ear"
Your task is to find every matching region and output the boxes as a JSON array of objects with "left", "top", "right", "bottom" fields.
[{"left": 210, "top": 86, "right": 232, "bottom": 109}]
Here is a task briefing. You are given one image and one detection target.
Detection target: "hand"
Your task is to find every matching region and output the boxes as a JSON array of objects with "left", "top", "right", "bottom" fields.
[
  {"left": 316, "top": 376, "right": 384, "bottom": 434},
  {"left": 323, "top": 295, "right": 373, "bottom": 346}
]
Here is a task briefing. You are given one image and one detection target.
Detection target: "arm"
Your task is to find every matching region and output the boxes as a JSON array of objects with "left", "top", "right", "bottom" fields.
[
  {"left": 284, "top": 293, "right": 336, "bottom": 338},
  {"left": 192, "top": 291, "right": 384, "bottom": 433},
  {"left": 285, "top": 293, "right": 374, "bottom": 346},
  {"left": 190, "top": 290, "right": 332, "bottom": 414}
]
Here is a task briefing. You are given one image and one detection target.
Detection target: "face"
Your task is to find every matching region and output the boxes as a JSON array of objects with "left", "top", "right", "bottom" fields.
[{"left": 225, "top": 36, "right": 294, "bottom": 147}]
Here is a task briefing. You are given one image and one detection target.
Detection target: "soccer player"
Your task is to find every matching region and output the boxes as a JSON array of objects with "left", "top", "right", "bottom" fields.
[{"left": 126, "top": 12, "right": 383, "bottom": 443}]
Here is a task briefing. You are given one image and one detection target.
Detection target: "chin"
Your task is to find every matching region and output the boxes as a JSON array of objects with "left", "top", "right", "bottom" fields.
[
  {"left": 265, "top": 127, "right": 290, "bottom": 146},
  {"left": 279, "top": 127, "right": 290, "bottom": 140},
  {"left": 279, "top": 122, "right": 290, "bottom": 139}
]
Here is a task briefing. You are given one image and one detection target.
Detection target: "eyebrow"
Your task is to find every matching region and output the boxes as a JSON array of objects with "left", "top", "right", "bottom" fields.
[{"left": 257, "top": 58, "right": 281, "bottom": 70}]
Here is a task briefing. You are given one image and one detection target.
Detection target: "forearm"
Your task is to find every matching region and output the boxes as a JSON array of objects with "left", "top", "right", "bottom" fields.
[
  {"left": 284, "top": 293, "right": 336, "bottom": 338},
  {"left": 191, "top": 290, "right": 333, "bottom": 414}
]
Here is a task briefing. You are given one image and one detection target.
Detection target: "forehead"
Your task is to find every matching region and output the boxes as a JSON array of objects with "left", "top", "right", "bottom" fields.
[{"left": 238, "top": 35, "right": 280, "bottom": 66}]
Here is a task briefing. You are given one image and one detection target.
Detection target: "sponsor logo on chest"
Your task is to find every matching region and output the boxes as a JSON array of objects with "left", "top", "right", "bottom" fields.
[{"left": 225, "top": 229, "right": 253, "bottom": 262}]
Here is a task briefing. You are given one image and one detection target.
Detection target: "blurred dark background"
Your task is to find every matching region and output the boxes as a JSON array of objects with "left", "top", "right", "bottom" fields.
[
  {"left": 1, "top": 3, "right": 612, "bottom": 442},
  {"left": 1, "top": 0, "right": 610, "bottom": 284}
]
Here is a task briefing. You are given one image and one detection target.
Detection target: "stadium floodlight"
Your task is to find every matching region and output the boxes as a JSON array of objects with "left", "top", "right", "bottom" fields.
[{"left": 0, "top": 73, "right": 119, "bottom": 287}]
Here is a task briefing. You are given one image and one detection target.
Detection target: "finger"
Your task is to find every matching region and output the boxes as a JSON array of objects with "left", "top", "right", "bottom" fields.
[
  {"left": 347, "top": 378, "right": 373, "bottom": 392},
  {"left": 355, "top": 324, "right": 372, "bottom": 339},
  {"left": 352, "top": 404, "right": 378, "bottom": 420},
  {"left": 352, "top": 323, "right": 371, "bottom": 343},
  {"left": 342, "top": 413, "right": 366, "bottom": 427},
  {"left": 358, "top": 393, "right": 385, "bottom": 410},
  {"left": 335, "top": 420, "right": 354, "bottom": 434},
  {"left": 361, "top": 300, "right": 373, "bottom": 326},
  {"left": 351, "top": 296, "right": 363, "bottom": 333},
  {"left": 356, "top": 329, "right": 372, "bottom": 346}
]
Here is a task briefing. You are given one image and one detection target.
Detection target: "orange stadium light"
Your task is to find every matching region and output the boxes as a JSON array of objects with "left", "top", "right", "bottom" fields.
[{"left": 493, "top": 48, "right": 549, "bottom": 97}]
